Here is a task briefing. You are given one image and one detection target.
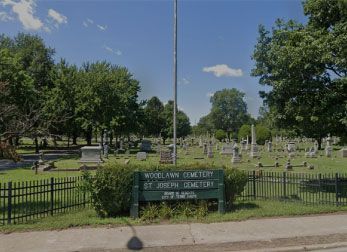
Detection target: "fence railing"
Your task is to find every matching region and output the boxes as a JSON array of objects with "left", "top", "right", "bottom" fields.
[
  {"left": 241, "top": 171, "right": 347, "bottom": 206},
  {"left": 2, "top": 171, "right": 347, "bottom": 225},
  {"left": 0, "top": 176, "right": 89, "bottom": 225}
]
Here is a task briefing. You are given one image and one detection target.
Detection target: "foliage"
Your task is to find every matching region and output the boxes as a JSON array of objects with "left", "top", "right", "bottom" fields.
[
  {"left": 143, "top": 96, "right": 165, "bottom": 137},
  {"left": 238, "top": 125, "right": 251, "bottom": 141},
  {"left": 197, "top": 89, "right": 252, "bottom": 137},
  {"left": 224, "top": 168, "right": 248, "bottom": 208},
  {"left": 82, "top": 164, "right": 135, "bottom": 217},
  {"left": 161, "top": 100, "right": 191, "bottom": 142},
  {"left": 256, "top": 125, "right": 272, "bottom": 145},
  {"left": 215, "top": 129, "right": 226, "bottom": 141},
  {"left": 82, "top": 163, "right": 247, "bottom": 218},
  {"left": 251, "top": 0, "right": 347, "bottom": 147}
]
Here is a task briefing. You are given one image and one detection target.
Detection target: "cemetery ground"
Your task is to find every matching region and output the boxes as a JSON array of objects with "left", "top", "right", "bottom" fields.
[{"left": 1, "top": 138, "right": 347, "bottom": 233}]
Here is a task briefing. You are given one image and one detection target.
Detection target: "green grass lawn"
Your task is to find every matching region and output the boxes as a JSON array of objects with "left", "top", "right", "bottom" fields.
[
  {"left": 2, "top": 199, "right": 347, "bottom": 233},
  {"left": 1, "top": 143, "right": 347, "bottom": 183}
]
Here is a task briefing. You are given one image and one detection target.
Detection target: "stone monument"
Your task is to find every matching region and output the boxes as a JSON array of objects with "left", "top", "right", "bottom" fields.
[{"left": 250, "top": 124, "right": 259, "bottom": 158}]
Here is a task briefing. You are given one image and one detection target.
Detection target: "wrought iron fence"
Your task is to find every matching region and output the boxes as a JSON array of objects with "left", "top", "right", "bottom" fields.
[
  {"left": 0, "top": 176, "right": 89, "bottom": 225},
  {"left": 241, "top": 171, "right": 347, "bottom": 206}
]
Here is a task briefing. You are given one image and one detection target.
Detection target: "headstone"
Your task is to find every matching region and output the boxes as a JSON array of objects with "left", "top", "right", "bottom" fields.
[
  {"left": 287, "top": 141, "right": 296, "bottom": 152},
  {"left": 241, "top": 140, "right": 247, "bottom": 151},
  {"left": 305, "top": 147, "right": 317, "bottom": 158},
  {"left": 267, "top": 141, "right": 272, "bottom": 152},
  {"left": 232, "top": 144, "right": 241, "bottom": 164},
  {"left": 136, "top": 152, "right": 147, "bottom": 161},
  {"left": 203, "top": 143, "right": 208, "bottom": 155},
  {"left": 215, "top": 143, "right": 219, "bottom": 151},
  {"left": 80, "top": 146, "right": 103, "bottom": 163},
  {"left": 159, "top": 150, "right": 173, "bottom": 164},
  {"left": 140, "top": 140, "right": 152, "bottom": 152},
  {"left": 207, "top": 144, "right": 213, "bottom": 158},
  {"left": 220, "top": 144, "right": 233, "bottom": 155},
  {"left": 199, "top": 137, "right": 203, "bottom": 148},
  {"left": 314, "top": 140, "right": 319, "bottom": 153},
  {"left": 325, "top": 135, "right": 333, "bottom": 157},
  {"left": 103, "top": 142, "right": 109, "bottom": 158},
  {"left": 246, "top": 135, "right": 249, "bottom": 150},
  {"left": 340, "top": 148, "right": 347, "bottom": 158},
  {"left": 250, "top": 125, "right": 259, "bottom": 158},
  {"left": 119, "top": 139, "right": 124, "bottom": 151}
]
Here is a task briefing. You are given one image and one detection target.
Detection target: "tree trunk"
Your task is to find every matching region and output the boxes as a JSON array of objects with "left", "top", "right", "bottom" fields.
[
  {"left": 67, "top": 134, "right": 70, "bottom": 148},
  {"left": 110, "top": 132, "right": 113, "bottom": 146},
  {"left": 317, "top": 137, "right": 322, "bottom": 150},
  {"left": 86, "top": 127, "right": 92, "bottom": 146},
  {"left": 34, "top": 137, "right": 39, "bottom": 154},
  {"left": 72, "top": 133, "right": 78, "bottom": 145}
]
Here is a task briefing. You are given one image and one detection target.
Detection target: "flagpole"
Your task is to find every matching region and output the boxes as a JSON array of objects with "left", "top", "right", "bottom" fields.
[{"left": 173, "top": 0, "right": 177, "bottom": 165}]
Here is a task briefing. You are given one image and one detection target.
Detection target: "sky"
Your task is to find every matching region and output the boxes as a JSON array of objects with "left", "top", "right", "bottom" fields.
[{"left": 0, "top": 0, "right": 307, "bottom": 125}]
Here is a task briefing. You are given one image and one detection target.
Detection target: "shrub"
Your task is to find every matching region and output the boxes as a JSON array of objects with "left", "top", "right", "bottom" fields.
[
  {"left": 224, "top": 168, "right": 248, "bottom": 208},
  {"left": 215, "top": 129, "right": 226, "bottom": 141}
]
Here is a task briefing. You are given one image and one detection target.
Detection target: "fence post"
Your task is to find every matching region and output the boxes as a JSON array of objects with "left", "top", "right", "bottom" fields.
[
  {"left": 252, "top": 170, "right": 256, "bottom": 200},
  {"left": 283, "top": 172, "right": 286, "bottom": 199},
  {"left": 7, "top": 182, "right": 12, "bottom": 224},
  {"left": 50, "top": 177, "right": 54, "bottom": 215},
  {"left": 335, "top": 173, "right": 339, "bottom": 206}
]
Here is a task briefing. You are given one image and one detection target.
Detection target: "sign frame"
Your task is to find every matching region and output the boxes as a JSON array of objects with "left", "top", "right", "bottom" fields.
[{"left": 130, "top": 169, "right": 225, "bottom": 218}]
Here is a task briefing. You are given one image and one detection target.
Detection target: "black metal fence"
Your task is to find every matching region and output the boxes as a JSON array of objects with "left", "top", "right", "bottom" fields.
[
  {"left": 0, "top": 176, "right": 89, "bottom": 225},
  {"left": 241, "top": 171, "right": 347, "bottom": 206}
]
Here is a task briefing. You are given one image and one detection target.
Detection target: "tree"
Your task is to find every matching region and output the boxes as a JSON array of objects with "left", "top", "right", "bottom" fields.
[
  {"left": 215, "top": 129, "right": 226, "bottom": 141},
  {"left": 161, "top": 101, "right": 191, "bottom": 144},
  {"left": 238, "top": 125, "right": 251, "bottom": 141},
  {"left": 209, "top": 88, "right": 249, "bottom": 138},
  {"left": 251, "top": 0, "right": 347, "bottom": 148},
  {"left": 196, "top": 114, "right": 214, "bottom": 135},
  {"left": 143, "top": 97, "right": 165, "bottom": 137}
]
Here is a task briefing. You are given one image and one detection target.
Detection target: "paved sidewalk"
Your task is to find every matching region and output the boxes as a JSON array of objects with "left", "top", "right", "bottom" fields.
[{"left": 2, "top": 214, "right": 347, "bottom": 252}]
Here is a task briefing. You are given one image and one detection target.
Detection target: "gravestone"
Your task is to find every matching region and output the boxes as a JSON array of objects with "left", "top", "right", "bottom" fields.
[
  {"left": 140, "top": 140, "right": 152, "bottom": 152},
  {"left": 340, "top": 148, "right": 347, "bottom": 158},
  {"left": 305, "top": 147, "right": 317, "bottom": 158},
  {"left": 80, "top": 146, "right": 103, "bottom": 163},
  {"left": 314, "top": 140, "right": 319, "bottom": 153},
  {"left": 232, "top": 144, "right": 241, "bottom": 164},
  {"left": 246, "top": 135, "right": 249, "bottom": 150},
  {"left": 160, "top": 151, "right": 173, "bottom": 164},
  {"left": 220, "top": 144, "right": 233, "bottom": 155},
  {"left": 241, "top": 140, "right": 247, "bottom": 151},
  {"left": 250, "top": 124, "right": 259, "bottom": 158},
  {"left": 136, "top": 152, "right": 147, "bottom": 161},
  {"left": 207, "top": 144, "right": 213, "bottom": 158},
  {"left": 199, "top": 137, "right": 203, "bottom": 148},
  {"left": 203, "top": 143, "right": 208, "bottom": 155},
  {"left": 103, "top": 142, "right": 109, "bottom": 158},
  {"left": 325, "top": 135, "right": 333, "bottom": 157},
  {"left": 267, "top": 141, "right": 272, "bottom": 152}
]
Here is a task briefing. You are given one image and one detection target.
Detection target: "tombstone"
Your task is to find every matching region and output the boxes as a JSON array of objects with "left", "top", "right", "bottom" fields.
[
  {"left": 119, "top": 139, "right": 124, "bottom": 151},
  {"left": 103, "top": 142, "right": 109, "bottom": 159},
  {"left": 220, "top": 144, "right": 233, "bottom": 155},
  {"left": 305, "top": 147, "right": 317, "bottom": 158},
  {"left": 207, "top": 144, "right": 213, "bottom": 158},
  {"left": 340, "top": 148, "right": 347, "bottom": 158},
  {"left": 287, "top": 141, "right": 296, "bottom": 152},
  {"left": 250, "top": 125, "right": 259, "bottom": 158},
  {"left": 285, "top": 160, "right": 293, "bottom": 171},
  {"left": 232, "top": 144, "right": 241, "bottom": 164},
  {"left": 215, "top": 143, "right": 219, "bottom": 151},
  {"left": 80, "top": 146, "right": 103, "bottom": 163},
  {"left": 136, "top": 152, "right": 147, "bottom": 161},
  {"left": 314, "top": 140, "right": 319, "bottom": 153},
  {"left": 203, "top": 143, "right": 208, "bottom": 155},
  {"left": 183, "top": 143, "right": 189, "bottom": 155},
  {"left": 267, "top": 141, "right": 273, "bottom": 152},
  {"left": 140, "top": 140, "right": 152, "bottom": 152},
  {"left": 159, "top": 150, "right": 173, "bottom": 164},
  {"left": 198, "top": 137, "right": 203, "bottom": 148},
  {"left": 241, "top": 140, "right": 247, "bottom": 152},
  {"left": 246, "top": 135, "right": 249, "bottom": 150},
  {"left": 325, "top": 135, "right": 333, "bottom": 157}
]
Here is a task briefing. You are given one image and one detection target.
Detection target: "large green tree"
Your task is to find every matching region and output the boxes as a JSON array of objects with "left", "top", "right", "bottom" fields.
[
  {"left": 209, "top": 88, "right": 249, "bottom": 138},
  {"left": 161, "top": 101, "right": 191, "bottom": 143},
  {"left": 143, "top": 96, "right": 165, "bottom": 137},
  {"left": 252, "top": 0, "right": 347, "bottom": 148}
]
